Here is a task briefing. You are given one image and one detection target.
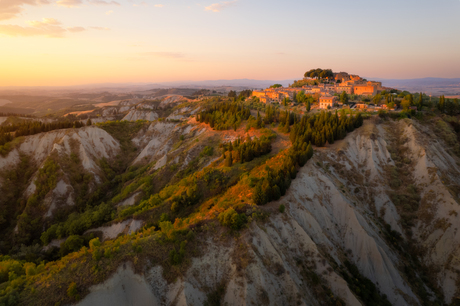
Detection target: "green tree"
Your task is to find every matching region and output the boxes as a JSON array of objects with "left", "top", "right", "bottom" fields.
[
  {"left": 284, "top": 112, "right": 291, "bottom": 133},
  {"left": 372, "top": 93, "right": 382, "bottom": 105},
  {"left": 225, "top": 152, "right": 233, "bottom": 167},
  {"left": 438, "top": 95, "right": 445, "bottom": 111},
  {"left": 340, "top": 91, "right": 349, "bottom": 104},
  {"left": 86, "top": 118, "right": 92, "bottom": 126},
  {"left": 445, "top": 99, "right": 460, "bottom": 116},
  {"left": 256, "top": 111, "right": 263, "bottom": 128},
  {"left": 401, "top": 99, "right": 411, "bottom": 111},
  {"left": 306, "top": 142, "right": 313, "bottom": 159},
  {"left": 89, "top": 237, "right": 100, "bottom": 251},
  {"left": 67, "top": 282, "right": 79, "bottom": 299},
  {"left": 282, "top": 97, "right": 291, "bottom": 106},
  {"left": 253, "top": 183, "right": 265, "bottom": 205},
  {"left": 228, "top": 90, "right": 237, "bottom": 98},
  {"left": 405, "top": 94, "right": 414, "bottom": 105},
  {"left": 417, "top": 92, "right": 423, "bottom": 110},
  {"left": 270, "top": 84, "right": 282, "bottom": 88},
  {"left": 319, "top": 69, "right": 333, "bottom": 80},
  {"left": 273, "top": 185, "right": 281, "bottom": 200},
  {"left": 304, "top": 68, "right": 333, "bottom": 79},
  {"left": 296, "top": 91, "right": 307, "bottom": 104},
  {"left": 60, "top": 235, "right": 84, "bottom": 256},
  {"left": 306, "top": 100, "right": 311, "bottom": 112}
]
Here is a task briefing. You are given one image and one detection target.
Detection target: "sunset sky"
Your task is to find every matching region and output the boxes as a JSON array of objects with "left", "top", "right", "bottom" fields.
[{"left": 1, "top": 0, "right": 459, "bottom": 86}]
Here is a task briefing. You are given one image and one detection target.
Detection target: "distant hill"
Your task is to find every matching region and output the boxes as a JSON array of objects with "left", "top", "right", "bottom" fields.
[
  {"left": 3, "top": 77, "right": 459, "bottom": 96},
  {"left": 371, "top": 77, "right": 460, "bottom": 96},
  {"left": 0, "top": 79, "right": 296, "bottom": 94},
  {"left": 152, "top": 78, "right": 296, "bottom": 89}
]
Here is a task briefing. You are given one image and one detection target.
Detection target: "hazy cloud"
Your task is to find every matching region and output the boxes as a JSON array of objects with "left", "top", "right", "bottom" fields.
[
  {"left": 67, "top": 26, "right": 86, "bottom": 32},
  {"left": 90, "top": 26, "right": 110, "bottom": 30},
  {"left": 0, "top": 0, "right": 51, "bottom": 21},
  {"left": 88, "top": 0, "right": 120, "bottom": 6},
  {"left": 56, "top": 0, "right": 83, "bottom": 7},
  {"left": 205, "top": 0, "right": 237, "bottom": 12},
  {"left": 27, "top": 17, "right": 61, "bottom": 26},
  {"left": 154, "top": 4, "right": 164, "bottom": 7},
  {"left": 0, "top": 18, "right": 106, "bottom": 37},
  {"left": 0, "top": 18, "right": 67, "bottom": 37},
  {"left": 105, "top": 10, "right": 114, "bottom": 15}
]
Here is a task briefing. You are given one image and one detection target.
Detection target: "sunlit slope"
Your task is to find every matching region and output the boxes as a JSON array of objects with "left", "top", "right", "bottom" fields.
[{"left": 0, "top": 101, "right": 459, "bottom": 305}]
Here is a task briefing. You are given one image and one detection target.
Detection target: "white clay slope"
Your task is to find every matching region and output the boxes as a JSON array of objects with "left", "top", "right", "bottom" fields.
[{"left": 62, "top": 118, "right": 460, "bottom": 305}]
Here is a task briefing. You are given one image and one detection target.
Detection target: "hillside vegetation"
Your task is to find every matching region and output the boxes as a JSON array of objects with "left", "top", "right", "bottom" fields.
[{"left": 0, "top": 95, "right": 459, "bottom": 306}]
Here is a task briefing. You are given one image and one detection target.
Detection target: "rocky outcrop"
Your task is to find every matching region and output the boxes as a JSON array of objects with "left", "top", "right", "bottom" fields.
[
  {"left": 74, "top": 118, "right": 460, "bottom": 305},
  {"left": 122, "top": 110, "right": 159, "bottom": 122},
  {"left": 0, "top": 126, "right": 121, "bottom": 218}
]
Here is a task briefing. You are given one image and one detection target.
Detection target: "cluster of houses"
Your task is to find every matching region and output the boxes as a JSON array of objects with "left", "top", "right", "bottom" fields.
[{"left": 252, "top": 72, "right": 389, "bottom": 109}]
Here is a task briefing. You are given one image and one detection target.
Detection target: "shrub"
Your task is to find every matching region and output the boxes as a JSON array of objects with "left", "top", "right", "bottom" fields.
[
  {"left": 89, "top": 238, "right": 101, "bottom": 251},
  {"left": 104, "top": 248, "right": 112, "bottom": 258},
  {"left": 60, "top": 235, "right": 84, "bottom": 257},
  {"left": 23, "top": 263, "right": 36, "bottom": 277},
  {"left": 41, "top": 203, "right": 114, "bottom": 244},
  {"left": 218, "top": 208, "right": 247, "bottom": 230},
  {"left": 67, "top": 282, "right": 79, "bottom": 300},
  {"left": 200, "top": 146, "right": 214, "bottom": 157},
  {"left": 341, "top": 261, "right": 391, "bottom": 306},
  {"left": 92, "top": 248, "right": 102, "bottom": 261},
  {"left": 279, "top": 204, "right": 285, "bottom": 213},
  {"left": 169, "top": 241, "right": 186, "bottom": 265},
  {"left": 160, "top": 213, "right": 169, "bottom": 222},
  {"left": 218, "top": 208, "right": 236, "bottom": 226}
]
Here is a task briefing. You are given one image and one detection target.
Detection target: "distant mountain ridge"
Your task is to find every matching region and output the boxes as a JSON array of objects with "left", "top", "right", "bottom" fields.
[
  {"left": 371, "top": 77, "right": 460, "bottom": 87},
  {"left": 1, "top": 77, "right": 460, "bottom": 95},
  {"left": 363, "top": 77, "right": 460, "bottom": 96}
]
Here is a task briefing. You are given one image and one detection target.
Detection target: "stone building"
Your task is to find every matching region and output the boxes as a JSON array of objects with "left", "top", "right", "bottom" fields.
[{"left": 319, "top": 96, "right": 337, "bottom": 109}]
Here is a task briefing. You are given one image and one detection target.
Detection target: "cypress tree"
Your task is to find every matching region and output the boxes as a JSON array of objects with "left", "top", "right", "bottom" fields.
[
  {"left": 273, "top": 185, "right": 281, "bottom": 200},
  {"left": 306, "top": 142, "right": 313, "bottom": 159},
  {"left": 418, "top": 92, "right": 423, "bottom": 110},
  {"left": 225, "top": 151, "right": 233, "bottom": 167},
  {"left": 253, "top": 183, "right": 264, "bottom": 205},
  {"left": 256, "top": 111, "right": 262, "bottom": 128}
]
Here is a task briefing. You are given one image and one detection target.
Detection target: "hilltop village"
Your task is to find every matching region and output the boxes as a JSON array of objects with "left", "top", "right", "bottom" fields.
[{"left": 251, "top": 69, "right": 395, "bottom": 110}]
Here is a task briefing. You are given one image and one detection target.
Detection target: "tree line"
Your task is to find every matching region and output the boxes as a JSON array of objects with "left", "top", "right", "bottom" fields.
[
  {"left": 252, "top": 141, "right": 313, "bottom": 206},
  {"left": 228, "top": 90, "right": 253, "bottom": 100},
  {"left": 0, "top": 113, "right": 35, "bottom": 118},
  {"left": 196, "top": 101, "right": 251, "bottom": 131},
  {"left": 0, "top": 120, "right": 86, "bottom": 146},
  {"left": 290, "top": 110, "right": 363, "bottom": 147},
  {"left": 222, "top": 135, "right": 273, "bottom": 166},
  {"left": 253, "top": 110, "right": 364, "bottom": 206},
  {"left": 304, "top": 68, "right": 334, "bottom": 79},
  {"left": 438, "top": 95, "right": 460, "bottom": 115}
]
